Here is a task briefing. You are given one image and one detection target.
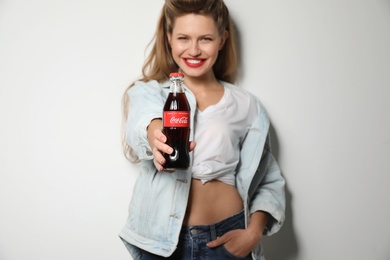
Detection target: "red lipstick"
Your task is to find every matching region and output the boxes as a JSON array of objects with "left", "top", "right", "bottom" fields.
[{"left": 183, "top": 58, "right": 206, "bottom": 68}]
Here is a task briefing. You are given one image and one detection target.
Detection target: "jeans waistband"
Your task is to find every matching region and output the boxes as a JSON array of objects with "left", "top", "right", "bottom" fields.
[{"left": 180, "top": 210, "right": 245, "bottom": 240}]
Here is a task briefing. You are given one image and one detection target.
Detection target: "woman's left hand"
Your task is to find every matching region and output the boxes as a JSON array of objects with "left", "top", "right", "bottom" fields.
[
  {"left": 206, "top": 228, "right": 262, "bottom": 257},
  {"left": 207, "top": 211, "right": 268, "bottom": 257}
]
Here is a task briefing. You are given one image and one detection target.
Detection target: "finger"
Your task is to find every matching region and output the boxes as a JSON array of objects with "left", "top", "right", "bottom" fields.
[
  {"left": 207, "top": 236, "right": 226, "bottom": 248},
  {"left": 154, "top": 129, "right": 167, "bottom": 143},
  {"left": 153, "top": 159, "right": 164, "bottom": 172},
  {"left": 153, "top": 138, "right": 173, "bottom": 155},
  {"left": 153, "top": 146, "right": 165, "bottom": 163},
  {"left": 153, "top": 148, "right": 164, "bottom": 172},
  {"left": 152, "top": 143, "right": 175, "bottom": 173},
  {"left": 189, "top": 141, "right": 196, "bottom": 152}
]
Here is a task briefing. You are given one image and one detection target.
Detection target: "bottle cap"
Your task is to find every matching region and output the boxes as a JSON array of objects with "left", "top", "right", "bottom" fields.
[{"left": 169, "top": 72, "right": 184, "bottom": 77}]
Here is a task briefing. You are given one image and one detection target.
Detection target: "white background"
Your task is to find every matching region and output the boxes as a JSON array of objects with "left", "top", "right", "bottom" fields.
[{"left": 1, "top": 0, "right": 389, "bottom": 259}]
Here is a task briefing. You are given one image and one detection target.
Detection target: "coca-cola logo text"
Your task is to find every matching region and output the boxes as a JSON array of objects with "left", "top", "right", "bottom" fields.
[
  {"left": 170, "top": 117, "right": 188, "bottom": 124},
  {"left": 163, "top": 111, "right": 190, "bottom": 127}
]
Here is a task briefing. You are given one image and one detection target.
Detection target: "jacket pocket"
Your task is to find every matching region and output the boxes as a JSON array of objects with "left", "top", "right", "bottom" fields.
[{"left": 127, "top": 164, "right": 188, "bottom": 243}]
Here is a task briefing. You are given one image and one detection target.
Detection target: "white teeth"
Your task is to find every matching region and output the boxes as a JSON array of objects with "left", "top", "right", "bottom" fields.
[{"left": 186, "top": 59, "right": 202, "bottom": 64}]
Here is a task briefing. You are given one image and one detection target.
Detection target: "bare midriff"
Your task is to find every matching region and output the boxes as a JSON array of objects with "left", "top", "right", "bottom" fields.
[{"left": 183, "top": 178, "right": 244, "bottom": 226}]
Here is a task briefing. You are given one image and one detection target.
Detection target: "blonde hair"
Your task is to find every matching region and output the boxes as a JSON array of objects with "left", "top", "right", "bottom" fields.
[{"left": 122, "top": 0, "right": 239, "bottom": 162}]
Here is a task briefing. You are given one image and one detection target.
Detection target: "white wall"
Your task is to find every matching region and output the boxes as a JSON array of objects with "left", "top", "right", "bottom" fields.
[{"left": 0, "top": 1, "right": 389, "bottom": 259}]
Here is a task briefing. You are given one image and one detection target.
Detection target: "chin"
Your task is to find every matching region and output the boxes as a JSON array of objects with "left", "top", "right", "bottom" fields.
[{"left": 180, "top": 68, "right": 212, "bottom": 79}]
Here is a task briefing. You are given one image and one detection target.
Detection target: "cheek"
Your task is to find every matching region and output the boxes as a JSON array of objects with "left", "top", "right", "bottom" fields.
[
  {"left": 171, "top": 47, "right": 180, "bottom": 56},
  {"left": 170, "top": 45, "right": 183, "bottom": 63},
  {"left": 171, "top": 43, "right": 185, "bottom": 54},
  {"left": 171, "top": 48, "right": 180, "bottom": 60},
  {"left": 204, "top": 45, "right": 220, "bottom": 58}
]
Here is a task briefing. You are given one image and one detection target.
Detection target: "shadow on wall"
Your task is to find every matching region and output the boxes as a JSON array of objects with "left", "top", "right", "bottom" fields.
[{"left": 262, "top": 125, "right": 299, "bottom": 260}]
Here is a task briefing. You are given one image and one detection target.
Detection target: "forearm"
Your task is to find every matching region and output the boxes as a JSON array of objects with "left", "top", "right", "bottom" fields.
[{"left": 247, "top": 211, "right": 270, "bottom": 238}]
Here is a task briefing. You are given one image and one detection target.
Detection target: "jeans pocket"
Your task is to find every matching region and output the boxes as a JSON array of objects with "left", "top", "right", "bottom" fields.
[{"left": 220, "top": 245, "right": 251, "bottom": 260}]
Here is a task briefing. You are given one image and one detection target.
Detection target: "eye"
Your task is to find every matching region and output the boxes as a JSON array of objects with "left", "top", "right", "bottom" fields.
[
  {"left": 201, "top": 37, "right": 212, "bottom": 41},
  {"left": 177, "top": 36, "right": 188, "bottom": 41}
]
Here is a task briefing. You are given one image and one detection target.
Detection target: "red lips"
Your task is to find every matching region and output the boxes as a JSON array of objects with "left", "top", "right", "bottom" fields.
[{"left": 183, "top": 58, "right": 206, "bottom": 68}]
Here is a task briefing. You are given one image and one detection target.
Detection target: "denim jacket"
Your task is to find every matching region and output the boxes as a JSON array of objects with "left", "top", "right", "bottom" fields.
[{"left": 119, "top": 80, "right": 286, "bottom": 260}]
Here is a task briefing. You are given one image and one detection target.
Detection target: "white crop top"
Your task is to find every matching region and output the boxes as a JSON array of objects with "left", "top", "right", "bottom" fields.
[{"left": 191, "top": 83, "right": 258, "bottom": 186}]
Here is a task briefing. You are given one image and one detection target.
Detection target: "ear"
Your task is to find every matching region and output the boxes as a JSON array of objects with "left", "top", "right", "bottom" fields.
[{"left": 219, "top": 30, "right": 228, "bottom": 50}]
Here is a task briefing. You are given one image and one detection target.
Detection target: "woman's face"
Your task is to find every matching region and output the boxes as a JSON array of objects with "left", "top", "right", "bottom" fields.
[{"left": 168, "top": 14, "right": 226, "bottom": 81}]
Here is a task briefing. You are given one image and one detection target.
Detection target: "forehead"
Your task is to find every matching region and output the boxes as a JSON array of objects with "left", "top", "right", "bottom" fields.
[{"left": 172, "top": 13, "right": 218, "bottom": 34}]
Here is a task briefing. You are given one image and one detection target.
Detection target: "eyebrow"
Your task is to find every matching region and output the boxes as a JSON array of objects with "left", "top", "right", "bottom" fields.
[{"left": 175, "top": 33, "right": 216, "bottom": 38}]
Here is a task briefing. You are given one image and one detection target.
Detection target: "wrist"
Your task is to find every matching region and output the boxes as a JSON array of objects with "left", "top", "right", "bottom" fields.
[{"left": 247, "top": 211, "right": 269, "bottom": 236}]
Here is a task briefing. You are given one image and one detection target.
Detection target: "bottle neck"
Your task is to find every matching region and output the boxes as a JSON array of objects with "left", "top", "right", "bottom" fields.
[{"left": 170, "top": 78, "right": 184, "bottom": 93}]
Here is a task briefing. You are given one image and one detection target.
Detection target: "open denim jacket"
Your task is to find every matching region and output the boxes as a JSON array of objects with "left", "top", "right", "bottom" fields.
[{"left": 119, "top": 80, "right": 286, "bottom": 260}]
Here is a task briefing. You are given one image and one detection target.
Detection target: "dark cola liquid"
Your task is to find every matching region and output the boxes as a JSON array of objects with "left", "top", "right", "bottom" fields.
[{"left": 163, "top": 92, "right": 190, "bottom": 170}]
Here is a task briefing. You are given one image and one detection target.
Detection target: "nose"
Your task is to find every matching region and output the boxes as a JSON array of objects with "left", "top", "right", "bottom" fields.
[{"left": 188, "top": 41, "right": 201, "bottom": 57}]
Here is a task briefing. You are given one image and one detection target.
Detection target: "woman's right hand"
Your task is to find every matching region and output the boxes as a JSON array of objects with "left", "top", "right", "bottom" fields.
[
  {"left": 147, "top": 118, "right": 195, "bottom": 172},
  {"left": 147, "top": 119, "right": 168, "bottom": 171},
  {"left": 151, "top": 128, "right": 173, "bottom": 172}
]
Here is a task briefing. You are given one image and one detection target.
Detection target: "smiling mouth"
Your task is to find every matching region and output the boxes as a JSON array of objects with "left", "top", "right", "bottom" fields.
[{"left": 183, "top": 58, "right": 206, "bottom": 68}]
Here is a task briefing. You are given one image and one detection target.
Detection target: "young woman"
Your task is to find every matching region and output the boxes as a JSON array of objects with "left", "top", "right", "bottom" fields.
[{"left": 119, "top": 0, "right": 286, "bottom": 259}]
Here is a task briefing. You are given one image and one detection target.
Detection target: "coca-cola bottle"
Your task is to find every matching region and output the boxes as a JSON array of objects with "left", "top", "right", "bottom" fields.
[{"left": 162, "top": 72, "right": 190, "bottom": 170}]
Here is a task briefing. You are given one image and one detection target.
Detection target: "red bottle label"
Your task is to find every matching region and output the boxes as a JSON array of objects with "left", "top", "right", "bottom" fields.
[{"left": 163, "top": 111, "right": 190, "bottom": 127}]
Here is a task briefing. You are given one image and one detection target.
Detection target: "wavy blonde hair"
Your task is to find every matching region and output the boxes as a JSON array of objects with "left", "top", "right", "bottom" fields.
[{"left": 122, "top": 0, "right": 239, "bottom": 162}]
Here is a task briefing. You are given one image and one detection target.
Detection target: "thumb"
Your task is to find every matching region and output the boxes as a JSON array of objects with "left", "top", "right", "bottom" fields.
[
  {"left": 207, "top": 236, "right": 226, "bottom": 248},
  {"left": 189, "top": 141, "right": 196, "bottom": 152}
]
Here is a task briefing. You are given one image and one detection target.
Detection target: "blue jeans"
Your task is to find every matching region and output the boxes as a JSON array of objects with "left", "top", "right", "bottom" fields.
[{"left": 139, "top": 210, "right": 252, "bottom": 260}]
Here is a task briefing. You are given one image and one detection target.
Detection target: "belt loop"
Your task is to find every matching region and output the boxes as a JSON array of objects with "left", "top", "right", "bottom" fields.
[{"left": 210, "top": 224, "right": 217, "bottom": 240}]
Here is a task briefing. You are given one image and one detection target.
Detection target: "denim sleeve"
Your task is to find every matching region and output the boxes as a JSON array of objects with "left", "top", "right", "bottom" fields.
[
  {"left": 125, "top": 81, "right": 166, "bottom": 160},
  {"left": 239, "top": 96, "right": 286, "bottom": 236},
  {"left": 248, "top": 146, "right": 286, "bottom": 236}
]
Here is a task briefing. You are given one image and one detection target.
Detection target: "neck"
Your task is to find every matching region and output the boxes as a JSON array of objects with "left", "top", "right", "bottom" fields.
[{"left": 183, "top": 73, "right": 220, "bottom": 92}]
